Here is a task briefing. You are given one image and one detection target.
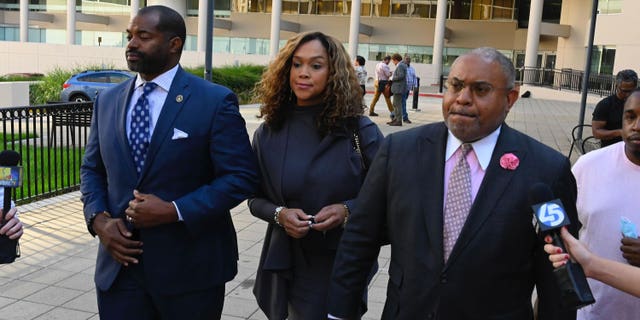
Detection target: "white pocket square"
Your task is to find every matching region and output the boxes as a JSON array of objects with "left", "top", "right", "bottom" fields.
[{"left": 172, "top": 128, "right": 189, "bottom": 140}]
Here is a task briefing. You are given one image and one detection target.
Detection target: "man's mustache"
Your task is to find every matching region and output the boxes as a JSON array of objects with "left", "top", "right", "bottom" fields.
[{"left": 126, "top": 50, "right": 144, "bottom": 58}]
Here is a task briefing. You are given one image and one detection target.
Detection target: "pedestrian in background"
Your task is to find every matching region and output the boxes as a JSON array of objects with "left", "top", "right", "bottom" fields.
[
  {"left": 355, "top": 55, "right": 367, "bottom": 97},
  {"left": 402, "top": 55, "right": 417, "bottom": 124},
  {"left": 387, "top": 53, "right": 407, "bottom": 126},
  {"left": 368, "top": 55, "right": 394, "bottom": 117},
  {"left": 592, "top": 69, "right": 638, "bottom": 147}
]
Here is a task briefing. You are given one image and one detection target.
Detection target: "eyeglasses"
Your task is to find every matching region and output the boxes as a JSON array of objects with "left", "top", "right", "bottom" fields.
[
  {"left": 617, "top": 87, "right": 635, "bottom": 94},
  {"left": 445, "top": 79, "right": 512, "bottom": 98}
]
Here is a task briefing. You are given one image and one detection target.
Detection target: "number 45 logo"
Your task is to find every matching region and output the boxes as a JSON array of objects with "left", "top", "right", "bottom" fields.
[{"left": 535, "top": 200, "right": 569, "bottom": 230}]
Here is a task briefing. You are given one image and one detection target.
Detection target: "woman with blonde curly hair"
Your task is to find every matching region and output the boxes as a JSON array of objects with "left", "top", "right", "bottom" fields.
[{"left": 248, "top": 31, "right": 383, "bottom": 320}]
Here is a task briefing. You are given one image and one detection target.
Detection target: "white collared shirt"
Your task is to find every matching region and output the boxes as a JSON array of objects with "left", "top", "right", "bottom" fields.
[
  {"left": 125, "top": 64, "right": 184, "bottom": 221},
  {"left": 126, "top": 64, "right": 179, "bottom": 141},
  {"left": 444, "top": 126, "right": 502, "bottom": 202}
]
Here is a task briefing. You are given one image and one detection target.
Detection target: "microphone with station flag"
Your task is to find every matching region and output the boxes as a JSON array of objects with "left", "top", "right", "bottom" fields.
[
  {"left": 0, "top": 150, "right": 23, "bottom": 264},
  {"left": 0, "top": 150, "right": 21, "bottom": 215},
  {"left": 529, "top": 182, "right": 595, "bottom": 309}
]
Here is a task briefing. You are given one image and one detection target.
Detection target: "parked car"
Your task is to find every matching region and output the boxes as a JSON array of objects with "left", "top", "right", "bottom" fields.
[{"left": 60, "top": 70, "right": 134, "bottom": 102}]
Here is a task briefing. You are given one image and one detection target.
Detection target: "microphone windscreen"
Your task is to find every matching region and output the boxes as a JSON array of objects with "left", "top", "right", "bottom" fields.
[
  {"left": 528, "top": 182, "right": 554, "bottom": 206},
  {"left": 0, "top": 150, "right": 20, "bottom": 166}
]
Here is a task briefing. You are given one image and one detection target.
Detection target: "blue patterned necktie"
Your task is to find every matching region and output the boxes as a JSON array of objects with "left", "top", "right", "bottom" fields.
[
  {"left": 443, "top": 143, "right": 473, "bottom": 262},
  {"left": 130, "top": 82, "right": 157, "bottom": 175}
]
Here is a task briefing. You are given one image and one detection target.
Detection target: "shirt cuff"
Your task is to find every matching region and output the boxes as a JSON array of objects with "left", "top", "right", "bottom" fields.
[{"left": 172, "top": 201, "right": 183, "bottom": 221}]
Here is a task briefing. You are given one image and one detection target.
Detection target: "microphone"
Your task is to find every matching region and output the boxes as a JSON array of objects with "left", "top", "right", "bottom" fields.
[
  {"left": 0, "top": 150, "right": 22, "bottom": 264},
  {"left": 0, "top": 150, "right": 21, "bottom": 221},
  {"left": 529, "top": 183, "right": 595, "bottom": 309}
]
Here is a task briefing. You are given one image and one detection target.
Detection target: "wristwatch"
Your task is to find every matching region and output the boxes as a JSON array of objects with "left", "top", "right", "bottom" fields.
[
  {"left": 87, "top": 211, "right": 110, "bottom": 237},
  {"left": 274, "top": 206, "right": 285, "bottom": 227}
]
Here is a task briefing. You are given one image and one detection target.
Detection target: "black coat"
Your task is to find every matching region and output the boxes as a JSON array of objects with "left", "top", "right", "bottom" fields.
[
  {"left": 249, "top": 115, "right": 383, "bottom": 319},
  {"left": 329, "top": 123, "right": 579, "bottom": 320}
]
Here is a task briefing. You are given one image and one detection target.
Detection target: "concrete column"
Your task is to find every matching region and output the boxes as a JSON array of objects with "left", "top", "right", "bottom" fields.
[
  {"left": 348, "top": 0, "right": 362, "bottom": 59},
  {"left": 524, "top": 0, "right": 543, "bottom": 68},
  {"left": 20, "top": 0, "right": 28, "bottom": 42},
  {"left": 66, "top": 0, "right": 76, "bottom": 45},
  {"left": 131, "top": 0, "right": 140, "bottom": 18},
  {"left": 198, "top": 0, "right": 208, "bottom": 52},
  {"left": 432, "top": 0, "right": 447, "bottom": 86},
  {"left": 148, "top": 0, "right": 187, "bottom": 17},
  {"left": 269, "top": 0, "right": 282, "bottom": 59}
]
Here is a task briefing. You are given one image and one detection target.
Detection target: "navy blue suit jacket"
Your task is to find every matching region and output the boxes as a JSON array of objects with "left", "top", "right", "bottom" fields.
[
  {"left": 329, "top": 123, "right": 578, "bottom": 320},
  {"left": 81, "top": 66, "right": 259, "bottom": 294}
]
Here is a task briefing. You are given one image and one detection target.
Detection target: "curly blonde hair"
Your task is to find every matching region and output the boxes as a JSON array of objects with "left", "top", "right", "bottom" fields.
[{"left": 253, "top": 31, "right": 365, "bottom": 134}]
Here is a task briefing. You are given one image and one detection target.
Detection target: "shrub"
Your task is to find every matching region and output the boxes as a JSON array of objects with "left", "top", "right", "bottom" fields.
[
  {"left": 29, "top": 64, "right": 115, "bottom": 104},
  {"left": 184, "top": 65, "right": 266, "bottom": 104},
  {"left": 29, "top": 68, "right": 74, "bottom": 104}
]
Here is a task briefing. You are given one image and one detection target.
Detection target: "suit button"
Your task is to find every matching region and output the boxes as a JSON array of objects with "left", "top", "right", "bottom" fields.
[{"left": 440, "top": 274, "right": 447, "bottom": 283}]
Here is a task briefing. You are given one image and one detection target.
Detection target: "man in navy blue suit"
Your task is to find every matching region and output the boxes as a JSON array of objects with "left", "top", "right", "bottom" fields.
[{"left": 80, "top": 5, "right": 258, "bottom": 319}]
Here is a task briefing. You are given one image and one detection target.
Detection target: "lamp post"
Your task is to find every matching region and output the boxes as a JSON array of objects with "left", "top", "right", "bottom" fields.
[
  {"left": 577, "top": 0, "right": 599, "bottom": 140},
  {"left": 204, "top": 0, "right": 214, "bottom": 81}
]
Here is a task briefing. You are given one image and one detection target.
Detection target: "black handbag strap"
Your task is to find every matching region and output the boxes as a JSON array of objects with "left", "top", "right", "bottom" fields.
[{"left": 352, "top": 129, "right": 368, "bottom": 171}]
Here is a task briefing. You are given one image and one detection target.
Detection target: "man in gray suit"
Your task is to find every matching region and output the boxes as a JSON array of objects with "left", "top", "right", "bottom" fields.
[
  {"left": 329, "top": 47, "right": 578, "bottom": 319},
  {"left": 388, "top": 53, "right": 407, "bottom": 126}
]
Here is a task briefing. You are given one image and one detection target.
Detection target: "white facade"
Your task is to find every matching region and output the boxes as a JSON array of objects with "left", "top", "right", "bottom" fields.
[{"left": 0, "top": 1, "right": 638, "bottom": 79}]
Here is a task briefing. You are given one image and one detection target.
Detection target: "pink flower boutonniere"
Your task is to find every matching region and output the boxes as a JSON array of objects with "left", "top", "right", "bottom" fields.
[{"left": 500, "top": 153, "right": 520, "bottom": 171}]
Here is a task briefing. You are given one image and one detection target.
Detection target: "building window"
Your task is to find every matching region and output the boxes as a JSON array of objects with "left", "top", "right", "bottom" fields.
[
  {"left": 491, "top": 0, "right": 514, "bottom": 20},
  {"left": 517, "top": 0, "right": 561, "bottom": 28},
  {"left": 591, "top": 46, "right": 616, "bottom": 75},
  {"left": 598, "top": 0, "right": 622, "bottom": 14},
  {"left": 449, "top": 0, "right": 514, "bottom": 21}
]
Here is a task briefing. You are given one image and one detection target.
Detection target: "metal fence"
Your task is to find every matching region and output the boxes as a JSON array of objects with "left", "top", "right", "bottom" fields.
[
  {"left": 0, "top": 102, "right": 92, "bottom": 204},
  {"left": 518, "top": 67, "right": 617, "bottom": 97}
]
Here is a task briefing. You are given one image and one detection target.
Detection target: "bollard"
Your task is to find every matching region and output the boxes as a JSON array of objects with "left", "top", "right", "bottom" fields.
[{"left": 412, "top": 77, "right": 420, "bottom": 110}]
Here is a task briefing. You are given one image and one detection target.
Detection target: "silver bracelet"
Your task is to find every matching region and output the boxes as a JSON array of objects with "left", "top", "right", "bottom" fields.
[
  {"left": 274, "top": 206, "right": 285, "bottom": 227},
  {"left": 342, "top": 203, "right": 350, "bottom": 228}
]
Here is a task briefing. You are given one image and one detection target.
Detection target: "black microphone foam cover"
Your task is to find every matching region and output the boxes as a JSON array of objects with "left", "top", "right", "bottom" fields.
[
  {"left": 0, "top": 150, "right": 20, "bottom": 166},
  {"left": 528, "top": 182, "right": 554, "bottom": 206}
]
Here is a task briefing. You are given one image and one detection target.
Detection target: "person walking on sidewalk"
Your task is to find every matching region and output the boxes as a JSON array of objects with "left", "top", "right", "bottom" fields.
[
  {"left": 80, "top": 5, "right": 258, "bottom": 319},
  {"left": 328, "top": 47, "right": 578, "bottom": 320},
  {"left": 368, "top": 55, "right": 394, "bottom": 117},
  {"left": 387, "top": 53, "right": 407, "bottom": 126},
  {"left": 249, "top": 31, "right": 383, "bottom": 320},
  {"left": 402, "top": 55, "right": 417, "bottom": 124}
]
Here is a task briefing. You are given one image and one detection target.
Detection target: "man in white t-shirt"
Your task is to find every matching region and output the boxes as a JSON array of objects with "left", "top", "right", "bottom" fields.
[{"left": 571, "top": 89, "right": 640, "bottom": 320}]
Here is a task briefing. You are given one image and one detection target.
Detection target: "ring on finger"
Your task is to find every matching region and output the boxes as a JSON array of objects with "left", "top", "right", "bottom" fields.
[{"left": 126, "top": 215, "right": 133, "bottom": 223}]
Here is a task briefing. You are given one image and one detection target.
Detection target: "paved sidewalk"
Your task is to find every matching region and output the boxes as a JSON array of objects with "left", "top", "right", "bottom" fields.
[{"left": 0, "top": 90, "right": 596, "bottom": 320}]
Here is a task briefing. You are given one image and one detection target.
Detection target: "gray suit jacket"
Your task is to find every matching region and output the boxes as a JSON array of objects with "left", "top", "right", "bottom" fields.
[
  {"left": 329, "top": 123, "right": 578, "bottom": 320},
  {"left": 390, "top": 62, "right": 407, "bottom": 94}
]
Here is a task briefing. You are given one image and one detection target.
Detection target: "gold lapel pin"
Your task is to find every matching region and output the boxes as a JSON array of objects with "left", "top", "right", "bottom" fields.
[{"left": 176, "top": 95, "right": 184, "bottom": 103}]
